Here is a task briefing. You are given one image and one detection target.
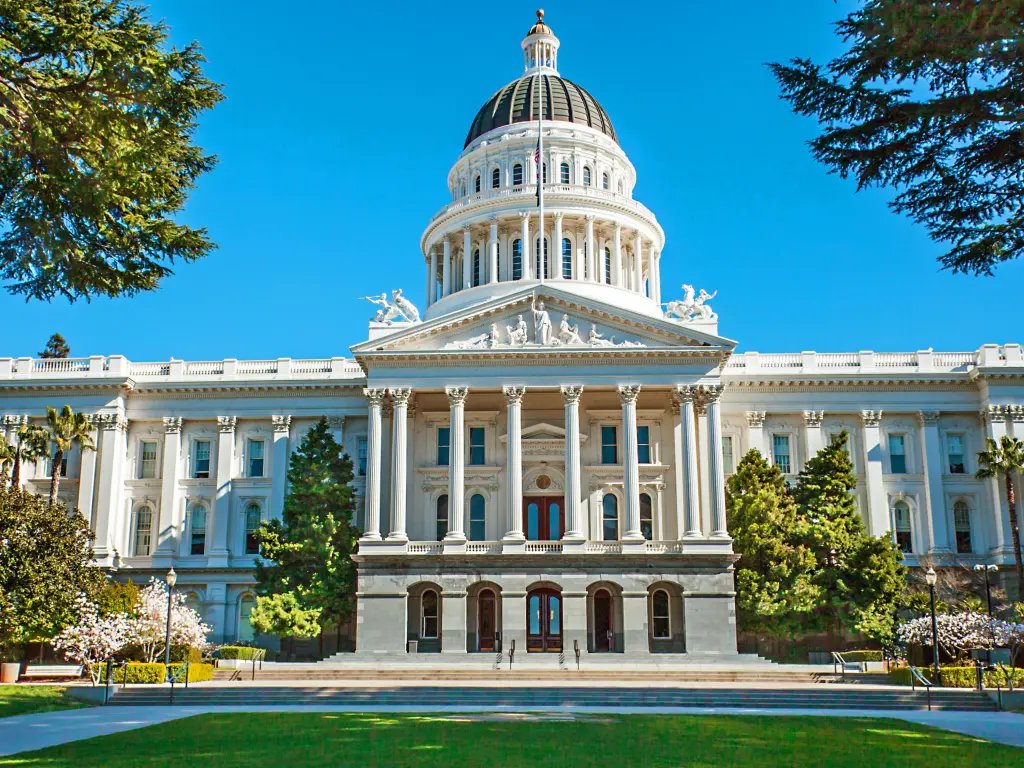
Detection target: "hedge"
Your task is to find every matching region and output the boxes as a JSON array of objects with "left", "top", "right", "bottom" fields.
[
  {"left": 218, "top": 645, "right": 264, "bottom": 660},
  {"left": 839, "top": 650, "right": 883, "bottom": 662},
  {"left": 170, "top": 645, "right": 204, "bottom": 664},
  {"left": 100, "top": 662, "right": 214, "bottom": 684},
  {"left": 889, "top": 666, "right": 1024, "bottom": 688}
]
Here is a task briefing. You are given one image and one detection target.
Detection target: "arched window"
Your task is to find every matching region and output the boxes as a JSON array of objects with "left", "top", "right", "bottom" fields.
[
  {"left": 652, "top": 590, "right": 670, "bottom": 639},
  {"left": 602, "top": 495, "right": 618, "bottom": 541},
  {"left": 561, "top": 238, "right": 572, "bottom": 279},
  {"left": 185, "top": 593, "right": 202, "bottom": 614},
  {"left": 512, "top": 239, "right": 523, "bottom": 280},
  {"left": 238, "top": 595, "right": 256, "bottom": 642},
  {"left": 893, "top": 501, "right": 912, "bottom": 553},
  {"left": 512, "top": 163, "right": 523, "bottom": 186},
  {"left": 469, "top": 494, "right": 486, "bottom": 541},
  {"left": 535, "top": 237, "right": 548, "bottom": 279},
  {"left": 474, "top": 174, "right": 481, "bottom": 193},
  {"left": 244, "top": 503, "right": 261, "bottom": 555},
  {"left": 421, "top": 589, "right": 439, "bottom": 638},
  {"left": 640, "top": 493, "right": 653, "bottom": 540},
  {"left": 603, "top": 247, "right": 612, "bottom": 284},
  {"left": 954, "top": 501, "right": 972, "bottom": 553},
  {"left": 459, "top": 182, "right": 466, "bottom": 197},
  {"left": 133, "top": 505, "right": 153, "bottom": 556},
  {"left": 188, "top": 503, "right": 207, "bottom": 555},
  {"left": 602, "top": 172, "right": 610, "bottom": 190},
  {"left": 436, "top": 495, "right": 449, "bottom": 541},
  {"left": 492, "top": 167, "right": 500, "bottom": 189},
  {"left": 560, "top": 162, "right": 570, "bottom": 184},
  {"left": 472, "top": 248, "right": 481, "bottom": 287},
  {"left": 583, "top": 166, "right": 592, "bottom": 186}
]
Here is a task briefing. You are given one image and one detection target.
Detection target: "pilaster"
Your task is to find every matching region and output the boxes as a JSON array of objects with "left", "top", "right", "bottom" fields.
[
  {"left": 208, "top": 415, "right": 236, "bottom": 567},
  {"left": 860, "top": 410, "right": 890, "bottom": 537}
]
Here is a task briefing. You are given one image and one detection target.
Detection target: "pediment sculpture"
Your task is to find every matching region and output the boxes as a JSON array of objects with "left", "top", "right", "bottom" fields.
[
  {"left": 664, "top": 284, "right": 717, "bottom": 322},
  {"left": 364, "top": 288, "right": 421, "bottom": 324}
]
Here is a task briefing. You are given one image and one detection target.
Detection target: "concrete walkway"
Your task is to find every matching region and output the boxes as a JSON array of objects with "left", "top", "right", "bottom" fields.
[{"left": 1, "top": 704, "right": 1022, "bottom": 757}]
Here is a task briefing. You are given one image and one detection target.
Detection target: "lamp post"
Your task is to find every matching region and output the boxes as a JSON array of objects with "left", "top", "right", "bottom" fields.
[
  {"left": 925, "top": 567, "right": 940, "bottom": 683},
  {"left": 973, "top": 564, "right": 998, "bottom": 616},
  {"left": 164, "top": 568, "right": 177, "bottom": 677}
]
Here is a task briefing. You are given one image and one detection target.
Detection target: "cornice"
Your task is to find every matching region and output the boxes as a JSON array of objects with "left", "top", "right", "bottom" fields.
[
  {"left": 721, "top": 378, "right": 978, "bottom": 393},
  {"left": 127, "top": 382, "right": 365, "bottom": 398}
]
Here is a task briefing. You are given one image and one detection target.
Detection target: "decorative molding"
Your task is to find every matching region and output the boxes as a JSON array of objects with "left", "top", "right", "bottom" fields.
[
  {"left": 272, "top": 415, "right": 292, "bottom": 434},
  {"left": 1007, "top": 404, "right": 1024, "bottom": 423},
  {"left": 503, "top": 385, "right": 527, "bottom": 405},
  {"left": 674, "top": 385, "right": 698, "bottom": 404},
  {"left": 802, "top": 410, "right": 823, "bottom": 427},
  {"left": 560, "top": 385, "right": 584, "bottom": 404},
  {"left": 860, "top": 410, "right": 882, "bottom": 427},
  {"left": 388, "top": 388, "right": 412, "bottom": 407},
  {"left": 745, "top": 411, "right": 765, "bottom": 428},
  {"left": 363, "top": 388, "right": 387, "bottom": 406},
  {"left": 617, "top": 384, "right": 641, "bottom": 405},
  {"left": 327, "top": 416, "right": 346, "bottom": 429},
  {"left": 445, "top": 386, "right": 469, "bottom": 406},
  {"left": 981, "top": 405, "right": 1006, "bottom": 424},
  {"left": 96, "top": 413, "right": 127, "bottom": 432},
  {"left": 162, "top": 416, "right": 183, "bottom": 434},
  {"left": 918, "top": 410, "right": 940, "bottom": 424},
  {"left": 217, "top": 416, "right": 237, "bottom": 433},
  {"left": 697, "top": 384, "right": 724, "bottom": 406}
]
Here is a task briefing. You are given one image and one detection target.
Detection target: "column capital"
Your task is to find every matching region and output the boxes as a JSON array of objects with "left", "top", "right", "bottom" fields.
[
  {"left": 363, "top": 388, "right": 388, "bottom": 406},
  {"left": 446, "top": 386, "right": 469, "bottom": 406},
  {"left": 744, "top": 410, "right": 766, "bottom": 427},
  {"left": 554, "top": 212, "right": 564, "bottom": 223},
  {"left": 162, "top": 416, "right": 182, "bottom": 434},
  {"left": 560, "top": 385, "right": 584, "bottom": 404},
  {"left": 1008, "top": 404, "right": 1024, "bottom": 423},
  {"left": 272, "top": 415, "right": 292, "bottom": 434},
  {"left": 585, "top": 214, "right": 596, "bottom": 222},
  {"left": 613, "top": 222, "right": 622, "bottom": 233},
  {"left": 917, "top": 410, "right": 940, "bottom": 425},
  {"left": 442, "top": 233, "right": 451, "bottom": 244},
  {"left": 518, "top": 211, "right": 530, "bottom": 220},
  {"left": 503, "top": 385, "right": 527, "bottom": 405},
  {"left": 617, "top": 384, "right": 641, "bottom": 404},
  {"left": 96, "top": 413, "right": 127, "bottom": 432},
  {"left": 217, "top": 416, "right": 237, "bottom": 434},
  {"left": 388, "top": 387, "right": 413, "bottom": 406},
  {"left": 980, "top": 404, "right": 1006, "bottom": 424},
  {"left": 674, "top": 385, "right": 699, "bottom": 404},
  {"left": 327, "top": 415, "right": 346, "bottom": 429},
  {"left": 697, "top": 384, "right": 724, "bottom": 405},
  {"left": 487, "top": 215, "right": 498, "bottom": 223},
  {"left": 462, "top": 226, "right": 471, "bottom": 235},
  {"left": 860, "top": 409, "right": 882, "bottom": 427},
  {"left": 803, "top": 410, "right": 824, "bottom": 427}
]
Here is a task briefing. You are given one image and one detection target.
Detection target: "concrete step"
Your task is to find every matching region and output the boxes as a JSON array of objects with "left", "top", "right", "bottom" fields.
[
  {"left": 109, "top": 685, "right": 998, "bottom": 711},
  {"left": 211, "top": 669, "right": 849, "bottom": 683}
]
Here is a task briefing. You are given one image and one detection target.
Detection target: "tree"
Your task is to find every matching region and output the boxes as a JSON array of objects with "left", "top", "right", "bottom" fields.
[
  {"left": 44, "top": 405, "right": 94, "bottom": 505},
  {"left": 248, "top": 592, "right": 322, "bottom": 642},
  {"left": 0, "top": 485, "right": 103, "bottom": 661},
  {"left": 9, "top": 422, "right": 49, "bottom": 488},
  {"left": 130, "top": 579, "right": 210, "bottom": 663},
  {"left": 38, "top": 334, "right": 70, "bottom": 359},
  {"left": 51, "top": 595, "right": 132, "bottom": 684},
  {"left": 794, "top": 432, "right": 907, "bottom": 642},
  {"left": 976, "top": 435, "right": 1024, "bottom": 599},
  {"left": 95, "top": 578, "right": 139, "bottom": 617},
  {"left": 254, "top": 419, "right": 360, "bottom": 653},
  {"left": 769, "top": 2, "right": 1023, "bottom": 275},
  {"left": 0, "top": 434, "right": 14, "bottom": 480},
  {"left": 726, "top": 449, "right": 819, "bottom": 636},
  {"left": 0, "top": 0, "right": 224, "bottom": 301}
]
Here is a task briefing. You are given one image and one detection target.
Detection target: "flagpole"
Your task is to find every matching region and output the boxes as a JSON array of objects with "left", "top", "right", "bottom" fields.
[{"left": 537, "top": 70, "right": 544, "bottom": 284}]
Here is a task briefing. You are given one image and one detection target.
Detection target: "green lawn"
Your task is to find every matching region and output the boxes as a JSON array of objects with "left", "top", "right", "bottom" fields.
[
  {"left": 0, "top": 685, "right": 89, "bottom": 719},
  {"left": 2, "top": 712, "right": 1022, "bottom": 767}
]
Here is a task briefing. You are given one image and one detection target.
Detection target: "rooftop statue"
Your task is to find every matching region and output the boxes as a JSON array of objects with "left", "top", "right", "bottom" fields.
[
  {"left": 364, "top": 288, "right": 421, "bottom": 325},
  {"left": 664, "top": 284, "right": 717, "bottom": 322}
]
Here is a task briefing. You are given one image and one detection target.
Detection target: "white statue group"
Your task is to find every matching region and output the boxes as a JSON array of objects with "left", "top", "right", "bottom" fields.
[
  {"left": 364, "top": 288, "right": 421, "bottom": 325},
  {"left": 663, "top": 284, "right": 717, "bottom": 322}
]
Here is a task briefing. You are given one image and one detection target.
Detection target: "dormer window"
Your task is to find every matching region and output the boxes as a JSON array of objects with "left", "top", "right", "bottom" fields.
[{"left": 513, "top": 164, "right": 523, "bottom": 186}]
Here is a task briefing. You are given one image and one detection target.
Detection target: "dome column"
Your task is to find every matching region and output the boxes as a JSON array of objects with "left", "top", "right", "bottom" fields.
[
  {"left": 652, "top": 251, "right": 661, "bottom": 304},
  {"left": 488, "top": 219, "right": 499, "bottom": 284},
  {"left": 612, "top": 223, "right": 623, "bottom": 287},
  {"left": 585, "top": 215, "right": 596, "bottom": 282},
  {"left": 428, "top": 247, "right": 438, "bottom": 306},
  {"left": 633, "top": 230, "right": 644, "bottom": 296},
  {"left": 519, "top": 212, "right": 532, "bottom": 279},
  {"left": 462, "top": 228, "right": 472, "bottom": 289},
  {"left": 442, "top": 236, "right": 451, "bottom": 296},
  {"left": 553, "top": 213, "right": 563, "bottom": 279}
]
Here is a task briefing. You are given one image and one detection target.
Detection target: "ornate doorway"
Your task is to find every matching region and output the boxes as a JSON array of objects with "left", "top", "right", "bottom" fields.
[
  {"left": 594, "top": 589, "right": 613, "bottom": 652},
  {"left": 478, "top": 589, "right": 496, "bottom": 652},
  {"left": 523, "top": 496, "right": 564, "bottom": 540},
  {"left": 527, "top": 589, "right": 562, "bottom": 652}
]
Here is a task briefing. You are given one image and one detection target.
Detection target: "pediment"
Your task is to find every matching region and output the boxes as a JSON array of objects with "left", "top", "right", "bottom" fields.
[{"left": 351, "top": 286, "right": 735, "bottom": 359}]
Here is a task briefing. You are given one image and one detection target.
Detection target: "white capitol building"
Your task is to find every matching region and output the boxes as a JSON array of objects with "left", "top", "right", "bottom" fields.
[{"left": 2, "top": 14, "right": 1022, "bottom": 657}]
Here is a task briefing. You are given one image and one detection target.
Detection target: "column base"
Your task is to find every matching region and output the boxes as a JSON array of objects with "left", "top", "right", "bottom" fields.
[
  {"left": 443, "top": 538, "right": 467, "bottom": 554},
  {"left": 620, "top": 539, "right": 646, "bottom": 554},
  {"left": 560, "top": 537, "right": 586, "bottom": 554},
  {"left": 360, "top": 533, "right": 382, "bottom": 542},
  {"left": 386, "top": 532, "right": 409, "bottom": 543},
  {"left": 502, "top": 538, "right": 526, "bottom": 554}
]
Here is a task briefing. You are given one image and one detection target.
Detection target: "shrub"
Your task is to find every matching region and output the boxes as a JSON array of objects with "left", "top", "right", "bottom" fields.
[
  {"left": 170, "top": 645, "right": 203, "bottom": 663},
  {"left": 889, "top": 666, "right": 1024, "bottom": 688},
  {"left": 172, "top": 662, "right": 213, "bottom": 683},
  {"left": 99, "top": 661, "right": 215, "bottom": 684},
  {"left": 840, "top": 650, "right": 883, "bottom": 662},
  {"left": 218, "top": 645, "right": 263, "bottom": 660}
]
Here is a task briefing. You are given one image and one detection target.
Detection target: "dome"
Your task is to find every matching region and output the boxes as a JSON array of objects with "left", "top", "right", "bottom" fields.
[{"left": 464, "top": 74, "right": 617, "bottom": 148}]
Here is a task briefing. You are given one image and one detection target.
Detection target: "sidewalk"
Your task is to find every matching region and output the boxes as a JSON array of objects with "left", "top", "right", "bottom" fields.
[{"left": 1, "top": 704, "right": 1022, "bottom": 757}]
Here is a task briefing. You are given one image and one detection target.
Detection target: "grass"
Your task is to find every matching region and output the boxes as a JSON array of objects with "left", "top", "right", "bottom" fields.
[
  {"left": 0, "top": 685, "right": 89, "bottom": 719},
  {"left": 1, "top": 712, "right": 1022, "bottom": 767}
]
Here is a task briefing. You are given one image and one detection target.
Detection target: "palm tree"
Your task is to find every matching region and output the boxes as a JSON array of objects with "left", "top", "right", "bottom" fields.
[
  {"left": 44, "top": 405, "right": 95, "bottom": 506},
  {"left": 977, "top": 435, "right": 1024, "bottom": 599},
  {"left": 11, "top": 423, "right": 51, "bottom": 489},
  {"left": 0, "top": 434, "right": 14, "bottom": 482}
]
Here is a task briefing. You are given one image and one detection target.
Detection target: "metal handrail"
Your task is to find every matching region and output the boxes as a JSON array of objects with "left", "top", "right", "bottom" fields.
[
  {"left": 574, "top": 639, "right": 581, "bottom": 671},
  {"left": 168, "top": 661, "right": 191, "bottom": 706},
  {"left": 908, "top": 665, "right": 934, "bottom": 711},
  {"left": 250, "top": 648, "right": 267, "bottom": 681},
  {"left": 508, "top": 638, "right": 515, "bottom": 670}
]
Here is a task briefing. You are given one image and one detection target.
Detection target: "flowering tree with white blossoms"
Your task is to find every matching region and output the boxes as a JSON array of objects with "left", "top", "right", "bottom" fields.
[
  {"left": 51, "top": 595, "right": 132, "bottom": 685},
  {"left": 132, "top": 578, "right": 211, "bottom": 663},
  {"left": 898, "top": 611, "right": 1024, "bottom": 666}
]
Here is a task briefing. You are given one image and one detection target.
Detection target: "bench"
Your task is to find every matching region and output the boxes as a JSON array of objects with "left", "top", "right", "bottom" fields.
[{"left": 19, "top": 664, "right": 84, "bottom": 681}]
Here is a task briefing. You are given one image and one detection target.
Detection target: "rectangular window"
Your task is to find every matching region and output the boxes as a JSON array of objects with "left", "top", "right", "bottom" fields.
[
  {"left": 139, "top": 441, "right": 157, "bottom": 479},
  {"left": 893, "top": 503, "right": 912, "bottom": 553},
  {"left": 469, "top": 427, "right": 485, "bottom": 466},
  {"left": 947, "top": 434, "right": 965, "bottom": 474},
  {"left": 134, "top": 508, "right": 152, "bottom": 556},
  {"left": 601, "top": 426, "right": 617, "bottom": 465},
  {"left": 190, "top": 507, "right": 207, "bottom": 555},
  {"left": 889, "top": 434, "right": 906, "bottom": 474},
  {"left": 954, "top": 503, "right": 972, "bottom": 554},
  {"left": 772, "top": 434, "right": 791, "bottom": 475},
  {"left": 722, "top": 435, "right": 734, "bottom": 474},
  {"left": 247, "top": 439, "right": 265, "bottom": 478},
  {"left": 437, "top": 427, "right": 450, "bottom": 466},
  {"left": 636, "top": 426, "right": 651, "bottom": 464},
  {"left": 193, "top": 440, "right": 211, "bottom": 479},
  {"left": 357, "top": 437, "right": 367, "bottom": 476}
]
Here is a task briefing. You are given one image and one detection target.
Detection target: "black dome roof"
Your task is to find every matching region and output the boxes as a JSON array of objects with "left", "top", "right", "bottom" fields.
[{"left": 464, "top": 74, "right": 617, "bottom": 148}]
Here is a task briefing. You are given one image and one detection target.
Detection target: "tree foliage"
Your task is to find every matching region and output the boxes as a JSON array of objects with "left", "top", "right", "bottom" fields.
[
  {"left": 0, "top": 0, "right": 224, "bottom": 301},
  {"left": 0, "top": 485, "right": 103, "bottom": 659},
  {"left": 38, "top": 333, "right": 69, "bottom": 358},
  {"left": 45, "top": 404, "right": 94, "bottom": 505},
  {"left": 95, "top": 578, "right": 138, "bottom": 617},
  {"left": 254, "top": 419, "right": 360, "bottom": 638},
  {"left": 249, "top": 592, "right": 321, "bottom": 639},
  {"left": 976, "top": 435, "right": 1024, "bottom": 599},
  {"left": 726, "top": 449, "right": 819, "bottom": 635},
  {"left": 9, "top": 421, "right": 48, "bottom": 487},
  {"left": 769, "top": 1, "right": 1024, "bottom": 275}
]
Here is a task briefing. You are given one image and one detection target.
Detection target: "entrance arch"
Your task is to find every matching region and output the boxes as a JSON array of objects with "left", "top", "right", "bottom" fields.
[{"left": 526, "top": 588, "right": 562, "bottom": 652}]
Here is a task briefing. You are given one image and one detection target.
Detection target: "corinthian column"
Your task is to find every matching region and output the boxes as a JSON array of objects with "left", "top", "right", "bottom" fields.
[
  {"left": 585, "top": 215, "right": 596, "bottom": 282},
  {"left": 428, "top": 248, "right": 438, "bottom": 306},
  {"left": 441, "top": 236, "right": 451, "bottom": 296},
  {"left": 361, "top": 389, "right": 387, "bottom": 541},
  {"left": 520, "top": 213, "right": 532, "bottom": 280},
  {"left": 462, "top": 228, "right": 472, "bottom": 288},
  {"left": 633, "top": 231, "right": 643, "bottom": 295},
  {"left": 612, "top": 224, "right": 623, "bottom": 287},
  {"left": 488, "top": 219, "right": 498, "bottom": 284},
  {"left": 702, "top": 386, "right": 730, "bottom": 538},
  {"left": 445, "top": 387, "right": 468, "bottom": 541},
  {"left": 619, "top": 385, "right": 644, "bottom": 541},
  {"left": 387, "top": 388, "right": 412, "bottom": 542},
  {"left": 675, "top": 386, "right": 702, "bottom": 537},
  {"left": 561, "top": 386, "right": 584, "bottom": 540},
  {"left": 503, "top": 386, "right": 526, "bottom": 541},
  {"left": 553, "top": 214, "right": 564, "bottom": 279}
]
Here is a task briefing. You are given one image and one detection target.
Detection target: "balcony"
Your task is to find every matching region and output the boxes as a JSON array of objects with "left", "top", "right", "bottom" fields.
[{"left": 364, "top": 539, "right": 727, "bottom": 556}]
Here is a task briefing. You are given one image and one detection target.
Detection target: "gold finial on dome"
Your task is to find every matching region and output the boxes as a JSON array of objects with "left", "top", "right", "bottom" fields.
[{"left": 537, "top": 9, "right": 544, "bottom": 21}]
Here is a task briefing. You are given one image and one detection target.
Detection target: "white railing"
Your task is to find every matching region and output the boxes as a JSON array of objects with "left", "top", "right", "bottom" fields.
[
  {"left": 815, "top": 353, "right": 860, "bottom": 368},
  {"left": 933, "top": 352, "right": 976, "bottom": 369},
  {"left": 130, "top": 362, "right": 171, "bottom": 376},
  {"left": 0, "top": 356, "right": 364, "bottom": 381},
  {"left": 644, "top": 541, "right": 683, "bottom": 554},
  {"left": 524, "top": 542, "right": 563, "bottom": 553},
  {"left": 292, "top": 359, "right": 333, "bottom": 374},
  {"left": 32, "top": 358, "right": 90, "bottom": 374},
  {"left": 759, "top": 354, "right": 802, "bottom": 369},
  {"left": 465, "top": 541, "right": 502, "bottom": 554},
  {"left": 875, "top": 352, "right": 917, "bottom": 367},
  {"left": 720, "top": 348, "right": 1019, "bottom": 376},
  {"left": 236, "top": 360, "right": 278, "bottom": 375},
  {"left": 407, "top": 543, "right": 443, "bottom": 554},
  {"left": 183, "top": 361, "right": 224, "bottom": 376},
  {"left": 584, "top": 542, "right": 622, "bottom": 554}
]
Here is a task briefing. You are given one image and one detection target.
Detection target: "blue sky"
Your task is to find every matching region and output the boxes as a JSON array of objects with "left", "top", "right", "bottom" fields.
[{"left": 6, "top": 0, "right": 1021, "bottom": 361}]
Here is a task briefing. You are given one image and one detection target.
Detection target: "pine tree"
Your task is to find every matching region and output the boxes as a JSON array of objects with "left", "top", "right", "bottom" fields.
[
  {"left": 254, "top": 419, "right": 359, "bottom": 653},
  {"left": 38, "top": 334, "right": 70, "bottom": 359},
  {"left": 726, "top": 449, "right": 819, "bottom": 637},
  {"left": 794, "top": 432, "right": 906, "bottom": 642}
]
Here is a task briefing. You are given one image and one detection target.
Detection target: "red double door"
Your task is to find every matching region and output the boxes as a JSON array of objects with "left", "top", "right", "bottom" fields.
[{"left": 523, "top": 496, "right": 564, "bottom": 541}]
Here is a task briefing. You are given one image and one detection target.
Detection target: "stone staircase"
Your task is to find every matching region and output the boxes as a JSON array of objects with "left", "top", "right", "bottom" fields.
[{"left": 108, "top": 684, "right": 998, "bottom": 711}]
